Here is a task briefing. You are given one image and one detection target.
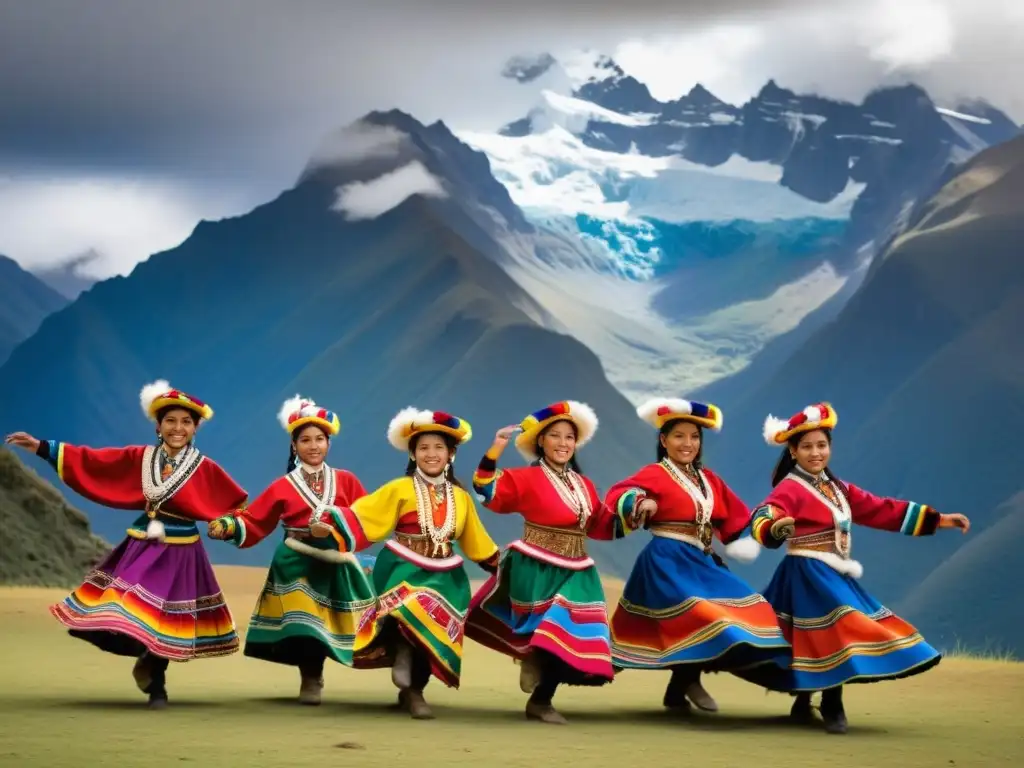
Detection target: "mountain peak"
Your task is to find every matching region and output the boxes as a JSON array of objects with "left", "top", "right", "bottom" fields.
[{"left": 756, "top": 78, "right": 794, "bottom": 101}]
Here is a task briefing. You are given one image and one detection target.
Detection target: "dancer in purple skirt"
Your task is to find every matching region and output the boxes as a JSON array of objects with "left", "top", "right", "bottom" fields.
[{"left": 5, "top": 380, "right": 248, "bottom": 708}]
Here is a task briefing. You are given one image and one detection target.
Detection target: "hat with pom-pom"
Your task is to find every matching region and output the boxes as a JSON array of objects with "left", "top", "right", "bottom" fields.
[
  {"left": 139, "top": 380, "right": 214, "bottom": 422},
  {"left": 763, "top": 402, "right": 837, "bottom": 446},
  {"left": 387, "top": 407, "right": 472, "bottom": 453},
  {"left": 277, "top": 395, "right": 341, "bottom": 437}
]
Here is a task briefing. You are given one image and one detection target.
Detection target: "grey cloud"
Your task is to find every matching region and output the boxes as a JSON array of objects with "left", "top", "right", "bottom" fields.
[{"left": 0, "top": 0, "right": 833, "bottom": 180}]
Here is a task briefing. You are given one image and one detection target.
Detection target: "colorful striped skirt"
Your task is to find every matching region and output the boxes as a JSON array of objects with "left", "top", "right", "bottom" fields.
[
  {"left": 243, "top": 539, "right": 377, "bottom": 667},
  {"left": 610, "top": 536, "right": 790, "bottom": 671},
  {"left": 50, "top": 535, "right": 238, "bottom": 661},
  {"left": 738, "top": 556, "right": 941, "bottom": 692},
  {"left": 465, "top": 548, "right": 614, "bottom": 685},
  {"left": 352, "top": 546, "right": 469, "bottom": 688}
]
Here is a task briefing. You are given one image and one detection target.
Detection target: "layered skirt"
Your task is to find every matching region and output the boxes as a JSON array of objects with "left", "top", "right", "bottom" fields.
[
  {"left": 465, "top": 548, "right": 615, "bottom": 684},
  {"left": 610, "top": 536, "right": 790, "bottom": 671},
  {"left": 50, "top": 530, "right": 238, "bottom": 661},
  {"left": 739, "top": 556, "right": 942, "bottom": 692},
  {"left": 352, "top": 545, "right": 471, "bottom": 688},
  {"left": 244, "top": 537, "right": 377, "bottom": 667}
]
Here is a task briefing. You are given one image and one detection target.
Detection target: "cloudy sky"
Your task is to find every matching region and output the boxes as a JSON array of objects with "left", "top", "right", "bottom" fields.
[{"left": 1, "top": 0, "right": 1021, "bottom": 278}]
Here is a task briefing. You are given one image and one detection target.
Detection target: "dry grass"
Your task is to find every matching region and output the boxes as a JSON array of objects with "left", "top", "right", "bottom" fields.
[{"left": 0, "top": 566, "right": 1021, "bottom": 768}]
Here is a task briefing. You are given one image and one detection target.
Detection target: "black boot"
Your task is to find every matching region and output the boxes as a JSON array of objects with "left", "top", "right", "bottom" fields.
[
  {"left": 143, "top": 655, "right": 169, "bottom": 710},
  {"left": 790, "top": 692, "right": 815, "bottom": 723},
  {"left": 821, "top": 686, "right": 848, "bottom": 734},
  {"left": 662, "top": 668, "right": 694, "bottom": 713}
]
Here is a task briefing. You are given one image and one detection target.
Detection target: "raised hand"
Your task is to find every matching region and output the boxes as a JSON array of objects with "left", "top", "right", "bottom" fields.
[
  {"left": 4, "top": 432, "right": 40, "bottom": 454},
  {"left": 770, "top": 516, "right": 796, "bottom": 541},
  {"left": 494, "top": 424, "right": 521, "bottom": 445},
  {"left": 938, "top": 513, "right": 970, "bottom": 534}
]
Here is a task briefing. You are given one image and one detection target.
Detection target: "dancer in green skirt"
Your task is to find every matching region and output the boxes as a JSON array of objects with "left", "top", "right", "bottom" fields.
[
  {"left": 208, "top": 395, "right": 374, "bottom": 705},
  {"left": 308, "top": 407, "right": 500, "bottom": 719}
]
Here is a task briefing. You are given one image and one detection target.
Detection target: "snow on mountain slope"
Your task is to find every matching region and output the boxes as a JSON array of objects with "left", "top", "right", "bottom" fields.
[{"left": 460, "top": 125, "right": 863, "bottom": 223}]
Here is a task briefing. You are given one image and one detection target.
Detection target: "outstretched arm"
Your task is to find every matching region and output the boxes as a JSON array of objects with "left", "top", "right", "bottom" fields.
[
  {"left": 310, "top": 479, "right": 404, "bottom": 553},
  {"left": 846, "top": 483, "right": 969, "bottom": 536},
  {"left": 208, "top": 484, "right": 284, "bottom": 548},
  {"left": 5, "top": 432, "right": 145, "bottom": 510}
]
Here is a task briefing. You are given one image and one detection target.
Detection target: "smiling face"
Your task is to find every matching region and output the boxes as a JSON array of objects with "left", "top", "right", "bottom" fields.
[
  {"left": 294, "top": 424, "right": 329, "bottom": 467},
  {"left": 793, "top": 429, "right": 831, "bottom": 475},
  {"left": 661, "top": 420, "right": 701, "bottom": 466},
  {"left": 539, "top": 419, "right": 577, "bottom": 469},
  {"left": 157, "top": 408, "right": 197, "bottom": 453},
  {"left": 413, "top": 433, "right": 452, "bottom": 477}
]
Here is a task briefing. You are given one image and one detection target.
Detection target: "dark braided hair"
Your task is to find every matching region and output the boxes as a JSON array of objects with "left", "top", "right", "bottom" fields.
[{"left": 405, "top": 432, "right": 465, "bottom": 488}]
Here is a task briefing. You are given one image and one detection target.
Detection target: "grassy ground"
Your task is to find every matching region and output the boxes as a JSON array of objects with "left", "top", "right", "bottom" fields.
[{"left": 1, "top": 566, "right": 1020, "bottom": 767}]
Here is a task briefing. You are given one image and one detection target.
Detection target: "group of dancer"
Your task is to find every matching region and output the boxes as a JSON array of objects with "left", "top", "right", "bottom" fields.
[{"left": 4, "top": 380, "right": 970, "bottom": 735}]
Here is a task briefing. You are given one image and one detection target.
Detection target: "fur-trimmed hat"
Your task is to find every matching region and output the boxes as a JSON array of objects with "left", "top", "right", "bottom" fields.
[
  {"left": 387, "top": 407, "right": 472, "bottom": 452},
  {"left": 277, "top": 395, "right": 341, "bottom": 437},
  {"left": 763, "top": 402, "right": 837, "bottom": 446},
  {"left": 636, "top": 397, "right": 723, "bottom": 431},
  {"left": 514, "top": 401, "right": 598, "bottom": 461},
  {"left": 139, "top": 380, "right": 213, "bottom": 422}
]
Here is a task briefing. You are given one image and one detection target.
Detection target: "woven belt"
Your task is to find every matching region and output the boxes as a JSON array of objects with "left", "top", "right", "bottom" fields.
[
  {"left": 394, "top": 531, "right": 453, "bottom": 559},
  {"left": 284, "top": 527, "right": 312, "bottom": 541},
  {"left": 649, "top": 521, "right": 714, "bottom": 553},
  {"left": 522, "top": 522, "right": 587, "bottom": 559},
  {"left": 787, "top": 530, "right": 851, "bottom": 559}
]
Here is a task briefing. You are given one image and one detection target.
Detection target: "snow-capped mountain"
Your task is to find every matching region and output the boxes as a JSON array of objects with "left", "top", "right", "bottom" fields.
[{"left": 452, "top": 51, "right": 1020, "bottom": 403}]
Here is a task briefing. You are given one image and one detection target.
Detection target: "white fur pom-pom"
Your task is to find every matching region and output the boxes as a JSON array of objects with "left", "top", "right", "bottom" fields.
[
  {"left": 277, "top": 394, "right": 310, "bottom": 430},
  {"left": 146, "top": 518, "right": 166, "bottom": 542},
  {"left": 565, "top": 400, "right": 599, "bottom": 447},
  {"left": 803, "top": 405, "right": 823, "bottom": 423},
  {"left": 723, "top": 536, "right": 760, "bottom": 563},
  {"left": 762, "top": 415, "right": 790, "bottom": 446},
  {"left": 844, "top": 559, "right": 864, "bottom": 580},
  {"left": 139, "top": 379, "right": 171, "bottom": 418},
  {"left": 387, "top": 406, "right": 435, "bottom": 452}
]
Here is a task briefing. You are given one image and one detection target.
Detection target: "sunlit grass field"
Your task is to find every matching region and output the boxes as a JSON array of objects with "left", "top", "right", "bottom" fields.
[{"left": 1, "top": 566, "right": 1020, "bottom": 767}]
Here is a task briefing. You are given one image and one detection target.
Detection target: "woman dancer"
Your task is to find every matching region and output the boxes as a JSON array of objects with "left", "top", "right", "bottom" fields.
[
  {"left": 466, "top": 401, "right": 640, "bottom": 725},
  {"left": 748, "top": 402, "right": 970, "bottom": 734},
  {"left": 307, "top": 407, "right": 500, "bottom": 719},
  {"left": 207, "top": 395, "right": 374, "bottom": 705},
  {"left": 4, "top": 380, "right": 248, "bottom": 708},
  {"left": 605, "top": 397, "right": 790, "bottom": 714}
]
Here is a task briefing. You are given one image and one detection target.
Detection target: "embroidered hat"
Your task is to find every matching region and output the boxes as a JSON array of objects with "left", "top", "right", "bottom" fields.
[
  {"left": 514, "top": 401, "right": 599, "bottom": 461},
  {"left": 277, "top": 395, "right": 341, "bottom": 437},
  {"left": 387, "top": 407, "right": 472, "bottom": 452},
  {"left": 763, "top": 402, "right": 837, "bottom": 446},
  {"left": 139, "top": 379, "right": 214, "bottom": 422},
  {"left": 636, "top": 397, "right": 723, "bottom": 431}
]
